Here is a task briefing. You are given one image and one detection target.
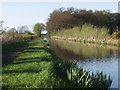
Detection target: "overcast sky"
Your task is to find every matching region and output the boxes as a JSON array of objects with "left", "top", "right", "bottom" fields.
[{"left": 0, "top": 2, "right": 118, "bottom": 31}]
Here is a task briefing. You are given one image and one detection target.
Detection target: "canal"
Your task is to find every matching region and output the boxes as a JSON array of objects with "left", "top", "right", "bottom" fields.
[{"left": 43, "top": 37, "right": 119, "bottom": 88}]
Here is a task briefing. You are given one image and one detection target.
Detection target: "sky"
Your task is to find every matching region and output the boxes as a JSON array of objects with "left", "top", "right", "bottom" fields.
[{"left": 0, "top": 2, "right": 119, "bottom": 31}]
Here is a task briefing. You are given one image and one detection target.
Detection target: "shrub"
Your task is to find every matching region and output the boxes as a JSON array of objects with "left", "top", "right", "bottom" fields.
[
  {"left": 22, "top": 34, "right": 37, "bottom": 41},
  {"left": 112, "top": 31, "right": 120, "bottom": 39}
]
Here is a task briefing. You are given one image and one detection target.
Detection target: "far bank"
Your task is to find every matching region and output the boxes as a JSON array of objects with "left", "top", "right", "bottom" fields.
[{"left": 50, "top": 24, "right": 120, "bottom": 47}]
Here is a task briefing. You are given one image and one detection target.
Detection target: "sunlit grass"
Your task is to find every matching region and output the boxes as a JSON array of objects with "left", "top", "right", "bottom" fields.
[{"left": 2, "top": 39, "right": 62, "bottom": 88}]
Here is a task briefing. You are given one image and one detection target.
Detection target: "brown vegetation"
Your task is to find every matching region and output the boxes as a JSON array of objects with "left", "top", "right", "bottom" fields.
[{"left": 46, "top": 7, "right": 119, "bottom": 34}]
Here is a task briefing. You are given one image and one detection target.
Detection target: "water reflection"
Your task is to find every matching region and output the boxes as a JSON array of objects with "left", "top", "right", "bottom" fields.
[
  {"left": 50, "top": 39, "right": 119, "bottom": 88},
  {"left": 50, "top": 39, "right": 119, "bottom": 60}
]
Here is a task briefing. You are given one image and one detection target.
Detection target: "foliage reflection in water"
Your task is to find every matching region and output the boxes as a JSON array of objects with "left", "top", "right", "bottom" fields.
[{"left": 50, "top": 39, "right": 119, "bottom": 88}]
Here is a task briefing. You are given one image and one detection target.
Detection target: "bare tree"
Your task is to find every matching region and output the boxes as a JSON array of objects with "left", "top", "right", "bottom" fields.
[
  {"left": 0, "top": 21, "right": 4, "bottom": 30},
  {"left": 8, "top": 28, "right": 18, "bottom": 33}
]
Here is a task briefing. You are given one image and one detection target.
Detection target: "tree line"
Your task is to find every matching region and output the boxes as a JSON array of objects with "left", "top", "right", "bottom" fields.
[
  {"left": 46, "top": 7, "right": 119, "bottom": 34},
  {"left": 0, "top": 21, "right": 45, "bottom": 37}
]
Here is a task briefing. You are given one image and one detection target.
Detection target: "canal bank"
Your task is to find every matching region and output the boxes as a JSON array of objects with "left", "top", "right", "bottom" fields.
[
  {"left": 51, "top": 36, "right": 119, "bottom": 47},
  {"left": 2, "top": 38, "right": 112, "bottom": 88}
]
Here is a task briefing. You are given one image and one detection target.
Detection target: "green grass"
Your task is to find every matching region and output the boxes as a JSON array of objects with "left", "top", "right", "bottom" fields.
[
  {"left": 2, "top": 39, "right": 112, "bottom": 88},
  {"left": 2, "top": 39, "right": 67, "bottom": 88}
]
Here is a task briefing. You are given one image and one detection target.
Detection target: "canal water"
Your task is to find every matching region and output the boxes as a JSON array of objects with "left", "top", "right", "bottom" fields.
[{"left": 43, "top": 37, "right": 119, "bottom": 88}]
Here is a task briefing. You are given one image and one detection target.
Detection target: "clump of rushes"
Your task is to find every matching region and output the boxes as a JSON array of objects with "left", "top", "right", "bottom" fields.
[{"left": 67, "top": 61, "right": 112, "bottom": 88}]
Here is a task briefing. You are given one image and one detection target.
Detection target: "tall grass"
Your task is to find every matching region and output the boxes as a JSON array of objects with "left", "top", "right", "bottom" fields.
[
  {"left": 2, "top": 32, "right": 22, "bottom": 44},
  {"left": 2, "top": 32, "right": 37, "bottom": 44},
  {"left": 55, "top": 24, "right": 110, "bottom": 39}
]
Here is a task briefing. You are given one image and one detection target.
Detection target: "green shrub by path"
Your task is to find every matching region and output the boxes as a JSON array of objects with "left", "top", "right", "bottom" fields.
[
  {"left": 21, "top": 34, "right": 37, "bottom": 41},
  {"left": 2, "top": 39, "right": 112, "bottom": 88}
]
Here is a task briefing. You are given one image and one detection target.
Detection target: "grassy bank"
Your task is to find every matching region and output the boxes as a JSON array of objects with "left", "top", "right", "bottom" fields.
[
  {"left": 2, "top": 41, "right": 30, "bottom": 66},
  {"left": 51, "top": 24, "right": 119, "bottom": 46},
  {"left": 2, "top": 39, "right": 112, "bottom": 88}
]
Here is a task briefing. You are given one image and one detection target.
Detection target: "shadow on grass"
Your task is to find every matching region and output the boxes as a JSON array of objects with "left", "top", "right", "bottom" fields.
[
  {"left": 3, "top": 68, "right": 42, "bottom": 74},
  {"left": 2, "top": 41, "right": 30, "bottom": 67},
  {"left": 2, "top": 41, "right": 55, "bottom": 66},
  {"left": 23, "top": 47, "right": 46, "bottom": 53},
  {"left": 12, "top": 56, "right": 52, "bottom": 64},
  {"left": 3, "top": 44, "right": 70, "bottom": 80}
]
